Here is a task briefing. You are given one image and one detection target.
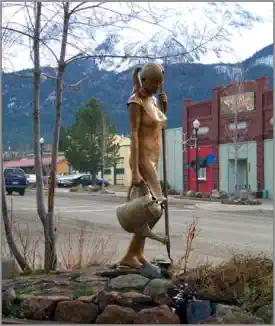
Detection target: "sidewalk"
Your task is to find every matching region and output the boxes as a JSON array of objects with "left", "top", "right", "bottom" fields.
[{"left": 195, "top": 201, "right": 273, "bottom": 212}]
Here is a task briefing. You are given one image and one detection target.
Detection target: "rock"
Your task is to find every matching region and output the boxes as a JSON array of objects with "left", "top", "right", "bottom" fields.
[
  {"left": 2, "top": 288, "right": 16, "bottom": 316},
  {"left": 55, "top": 300, "right": 99, "bottom": 323},
  {"left": 99, "top": 189, "right": 115, "bottom": 195},
  {"left": 93, "top": 290, "right": 153, "bottom": 312},
  {"left": 95, "top": 305, "right": 136, "bottom": 324},
  {"left": 93, "top": 291, "right": 124, "bottom": 311},
  {"left": 134, "top": 305, "right": 180, "bottom": 324},
  {"left": 121, "top": 291, "right": 153, "bottom": 310},
  {"left": 99, "top": 268, "right": 141, "bottom": 279},
  {"left": 240, "top": 189, "right": 249, "bottom": 200},
  {"left": 88, "top": 185, "right": 101, "bottom": 193},
  {"left": 213, "top": 304, "right": 264, "bottom": 324},
  {"left": 143, "top": 279, "right": 174, "bottom": 305},
  {"left": 2, "top": 259, "right": 20, "bottom": 279},
  {"left": 255, "top": 304, "right": 273, "bottom": 324},
  {"left": 109, "top": 274, "right": 150, "bottom": 291},
  {"left": 219, "top": 191, "right": 229, "bottom": 199},
  {"left": 140, "top": 263, "right": 162, "bottom": 279},
  {"left": 215, "top": 304, "right": 240, "bottom": 318},
  {"left": 195, "top": 192, "right": 203, "bottom": 198},
  {"left": 186, "top": 300, "right": 212, "bottom": 324},
  {"left": 19, "top": 296, "right": 69, "bottom": 320},
  {"left": 186, "top": 190, "right": 195, "bottom": 197},
  {"left": 144, "top": 279, "right": 173, "bottom": 297},
  {"left": 78, "top": 295, "right": 97, "bottom": 303},
  {"left": 211, "top": 189, "right": 220, "bottom": 198}
]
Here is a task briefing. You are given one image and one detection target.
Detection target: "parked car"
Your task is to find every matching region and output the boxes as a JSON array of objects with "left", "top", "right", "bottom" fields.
[
  {"left": 4, "top": 168, "right": 27, "bottom": 196},
  {"left": 57, "top": 174, "right": 109, "bottom": 188},
  {"left": 26, "top": 174, "right": 36, "bottom": 187}
]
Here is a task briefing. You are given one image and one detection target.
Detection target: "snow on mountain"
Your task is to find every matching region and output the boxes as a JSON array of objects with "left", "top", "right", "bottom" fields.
[
  {"left": 3, "top": 2, "right": 272, "bottom": 73},
  {"left": 253, "top": 54, "right": 273, "bottom": 68},
  {"left": 92, "top": 2, "right": 273, "bottom": 73},
  {"left": 214, "top": 65, "right": 245, "bottom": 81}
]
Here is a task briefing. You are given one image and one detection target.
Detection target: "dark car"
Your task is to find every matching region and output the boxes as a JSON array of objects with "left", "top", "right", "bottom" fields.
[
  {"left": 4, "top": 168, "right": 27, "bottom": 196},
  {"left": 59, "top": 174, "right": 109, "bottom": 188}
]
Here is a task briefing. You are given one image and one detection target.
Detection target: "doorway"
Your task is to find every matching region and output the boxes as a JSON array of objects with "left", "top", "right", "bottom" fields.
[{"left": 228, "top": 158, "right": 248, "bottom": 194}]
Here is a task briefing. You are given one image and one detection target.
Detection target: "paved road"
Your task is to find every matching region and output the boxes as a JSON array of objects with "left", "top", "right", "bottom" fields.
[{"left": 6, "top": 191, "right": 273, "bottom": 268}]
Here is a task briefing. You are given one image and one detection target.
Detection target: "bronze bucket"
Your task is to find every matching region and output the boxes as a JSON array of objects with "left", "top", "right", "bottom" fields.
[{"left": 116, "top": 184, "right": 167, "bottom": 244}]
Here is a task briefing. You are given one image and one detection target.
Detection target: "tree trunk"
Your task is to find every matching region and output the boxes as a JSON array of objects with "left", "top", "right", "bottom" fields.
[
  {"left": 1, "top": 164, "right": 31, "bottom": 272},
  {"left": 33, "top": 2, "right": 47, "bottom": 224},
  {"left": 91, "top": 172, "right": 97, "bottom": 185},
  {"left": 46, "top": 2, "right": 70, "bottom": 272}
]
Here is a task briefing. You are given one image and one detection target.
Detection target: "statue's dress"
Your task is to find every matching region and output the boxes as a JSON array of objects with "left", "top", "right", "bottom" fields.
[{"left": 127, "top": 91, "right": 167, "bottom": 199}]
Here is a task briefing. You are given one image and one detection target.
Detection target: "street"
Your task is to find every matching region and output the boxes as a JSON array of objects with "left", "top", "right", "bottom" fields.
[{"left": 4, "top": 191, "right": 273, "bottom": 269}]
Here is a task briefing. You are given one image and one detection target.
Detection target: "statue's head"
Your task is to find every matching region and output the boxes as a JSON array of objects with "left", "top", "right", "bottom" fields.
[{"left": 140, "top": 63, "right": 164, "bottom": 94}]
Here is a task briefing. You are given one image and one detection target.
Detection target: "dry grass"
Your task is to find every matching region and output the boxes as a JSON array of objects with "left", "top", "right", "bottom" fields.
[
  {"left": 173, "top": 252, "right": 273, "bottom": 314},
  {"left": 2, "top": 220, "right": 44, "bottom": 271},
  {"left": 57, "top": 222, "right": 118, "bottom": 270},
  {"left": 2, "top": 208, "right": 118, "bottom": 272}
]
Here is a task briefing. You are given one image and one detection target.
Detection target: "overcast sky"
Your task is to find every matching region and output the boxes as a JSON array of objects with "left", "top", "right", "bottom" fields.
[{"left": 2, "top": 2, "right": 273, "bottom": 72}]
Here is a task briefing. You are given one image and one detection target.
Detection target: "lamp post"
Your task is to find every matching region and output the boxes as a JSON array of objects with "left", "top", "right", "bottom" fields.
[
  {"left": 193, "top": 119, "right": 200, "bottom": 193},
  {"left": 39, "top": 137, "right": 45, "bottom": 181}
]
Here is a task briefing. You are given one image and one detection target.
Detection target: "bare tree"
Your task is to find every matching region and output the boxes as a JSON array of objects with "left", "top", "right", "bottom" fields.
[{"left": 222, "top": 64, "right": 252, "bottom": 194}]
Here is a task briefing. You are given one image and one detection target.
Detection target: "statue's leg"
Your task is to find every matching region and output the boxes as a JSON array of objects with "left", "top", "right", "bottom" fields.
[
  {"left": 119, "top": 233, "right": 145, "bottom": 268},
  {"left": 139, "top": 160, "right": 164, "bottom": 200},
  {"left": 136, "top": 213, "right": 163, "bottom": 264}
]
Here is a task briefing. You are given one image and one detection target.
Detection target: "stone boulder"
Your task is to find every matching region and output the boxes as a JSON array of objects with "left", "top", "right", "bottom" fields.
[
  {"left": 186, "top": 190, "right": 195, "bottom": 197},
  {"left": 54, "top": 300, "right": 99, "bottom": 323},
  {"left": 19, "top": 295, "right": 69, "bottom": 320},
  {"left": 134, "top": 305, "right": 180, "bottom": 324},
  {"left": 143, "top": 279, "right": 174, "bottom": 305},
  {"left": 109, "top": 274, "right": 150, "bottom": 292},
  {"left": 2, "top": 287, "right": 16, "bottom": 316},
  {"left": 88, "top": 185, "right": 101, "bottom": 193},
  {"left": 195, "top": 192, "right": 203, "bottom": 198},
  {"left": 96, "top": 305, "right": 136, "bottom": 324}
]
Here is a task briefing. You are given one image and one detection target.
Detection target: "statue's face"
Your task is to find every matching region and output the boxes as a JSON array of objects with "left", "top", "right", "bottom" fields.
[{"left": 143, "top": 76, "right": 163, "bottom": 94}]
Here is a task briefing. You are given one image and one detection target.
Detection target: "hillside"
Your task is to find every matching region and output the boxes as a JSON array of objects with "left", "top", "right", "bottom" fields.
[{"left": 3, "top": 44, "right": 273, "bottom": 151}]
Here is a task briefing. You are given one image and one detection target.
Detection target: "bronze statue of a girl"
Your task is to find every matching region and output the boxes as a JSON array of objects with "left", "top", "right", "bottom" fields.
[{"left": 118, "top": 63, "right": 168, "bottom": 269}]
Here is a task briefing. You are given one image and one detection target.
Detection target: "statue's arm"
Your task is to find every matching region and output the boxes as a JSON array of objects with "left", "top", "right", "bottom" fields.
[{"left": 129, "top": 102, "right": 142, "bottom": 175}]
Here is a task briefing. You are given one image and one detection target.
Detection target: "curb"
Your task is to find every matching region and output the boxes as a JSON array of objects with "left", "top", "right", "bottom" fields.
[{"left": 195, "top": 203, "right": 273, "bottom": 213}]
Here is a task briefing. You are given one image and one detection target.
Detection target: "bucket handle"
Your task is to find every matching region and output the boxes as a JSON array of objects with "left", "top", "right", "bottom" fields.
[{"left": 127, "top": 182, "right": 150, "bottom": 202}]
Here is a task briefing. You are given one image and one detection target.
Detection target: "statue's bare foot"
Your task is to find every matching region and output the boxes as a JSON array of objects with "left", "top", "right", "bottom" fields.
[
  {"left": 137, "top": 255, "right": 150, "bottom": 265},
  {"left": 119, "top": 257, "right": 143, "bottom": 269}
]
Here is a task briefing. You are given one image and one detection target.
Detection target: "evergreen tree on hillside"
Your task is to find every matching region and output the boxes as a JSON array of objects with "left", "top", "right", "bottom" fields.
[{"left": 64, "top": 98, "right": 120, "bottom": 182}]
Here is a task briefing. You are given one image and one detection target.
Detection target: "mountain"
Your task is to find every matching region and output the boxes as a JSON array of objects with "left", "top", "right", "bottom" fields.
[{"left": 2, "top": 44, "right": 273, "bottom": 151}]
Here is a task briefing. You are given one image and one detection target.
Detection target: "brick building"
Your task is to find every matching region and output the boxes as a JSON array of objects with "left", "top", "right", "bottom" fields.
[{"left": 183, "top": 76, "right": 273, "bottom": 198}]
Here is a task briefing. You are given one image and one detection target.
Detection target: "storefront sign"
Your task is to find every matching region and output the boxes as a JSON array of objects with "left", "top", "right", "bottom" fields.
[
  {"left": 220, "top": 92, "right": 255, "bottom": 114},
  {"left": 193, "top": 126, "right": 210, "bottom": 135},
  {"left": 228, "top": 121, "right": 248, "bottom": 130}
]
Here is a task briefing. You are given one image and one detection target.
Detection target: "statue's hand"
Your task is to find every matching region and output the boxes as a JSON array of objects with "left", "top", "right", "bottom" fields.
[
  {"left": 159, "top": 92, "right": 168, "bottom": 103},
  {"left": 159, "top": 92, "right": 168, "bottom": 113},
  {"left": 132, "top": 171, "right": 145, "bottom": 186}
]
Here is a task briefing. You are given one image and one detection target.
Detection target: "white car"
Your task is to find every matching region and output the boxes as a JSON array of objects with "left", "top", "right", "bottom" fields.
[{"left": 26, "top": 174, "right": 36, "bottom": 186}]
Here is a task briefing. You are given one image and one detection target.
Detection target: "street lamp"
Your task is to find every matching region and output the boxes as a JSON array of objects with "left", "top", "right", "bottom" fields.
[
  {"left": 193, "top": 119, "right": 200, "bottom": 192},
  {"left": 39, "top": 137, "right": 45, "bottom": 178}
]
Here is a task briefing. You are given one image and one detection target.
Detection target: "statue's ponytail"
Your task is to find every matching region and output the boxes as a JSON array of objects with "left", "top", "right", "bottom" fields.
[{"left": 132, "top": 66, "right": 142, "bottom": 94}]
